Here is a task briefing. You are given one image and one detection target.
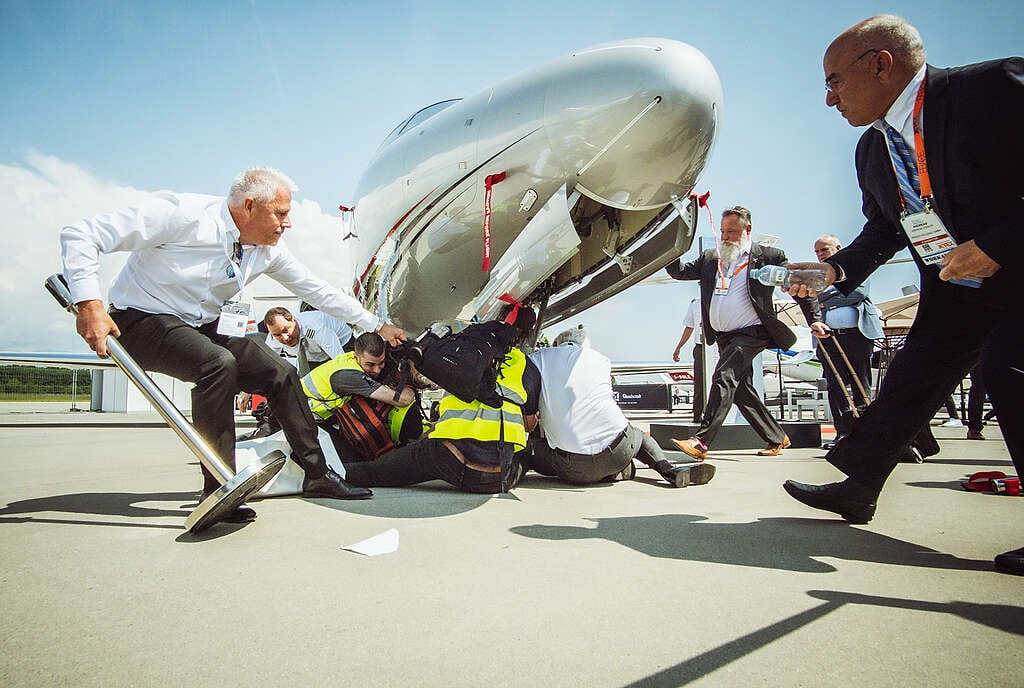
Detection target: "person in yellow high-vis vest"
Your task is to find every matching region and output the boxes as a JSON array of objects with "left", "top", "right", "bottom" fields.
[
  {"left": 301, "top": 332, "right": 423, "bottom": 456},
  {"left": 344, "top": 305, "right": 541, "bottom": 494}
]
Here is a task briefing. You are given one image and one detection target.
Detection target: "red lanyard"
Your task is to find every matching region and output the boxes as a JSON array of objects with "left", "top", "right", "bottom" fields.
[
  {"left": 911, "top": 79, "right": 932, "bottom": 199},
  {"left": 892, "top": 79, "right": 932, "bottom": 210}
]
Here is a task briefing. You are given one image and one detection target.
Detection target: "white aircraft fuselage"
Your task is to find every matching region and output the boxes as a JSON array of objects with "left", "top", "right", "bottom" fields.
[{"left": 349, "top": 38, "right": 722, "bottom": 334}]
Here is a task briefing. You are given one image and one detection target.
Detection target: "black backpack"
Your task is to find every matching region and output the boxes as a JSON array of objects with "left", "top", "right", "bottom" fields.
[{"left": 406, "top": 321, "right": 519, "bottom": 408}]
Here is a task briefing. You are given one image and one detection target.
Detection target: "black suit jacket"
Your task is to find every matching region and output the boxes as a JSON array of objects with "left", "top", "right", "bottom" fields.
[
  {"left": 666, "top": 244, "right": 819, "bottom": 350},
  {"left": 826, "top": 59, "right": 1024, "bottom": 310}
]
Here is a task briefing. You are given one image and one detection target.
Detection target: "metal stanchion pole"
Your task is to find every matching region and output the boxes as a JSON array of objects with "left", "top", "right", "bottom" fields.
[{"left": 45, "top": 275, "right": 285, "bottom": 532}]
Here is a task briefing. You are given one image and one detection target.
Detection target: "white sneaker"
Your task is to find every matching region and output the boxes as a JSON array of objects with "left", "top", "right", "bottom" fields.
[{"left": 940, "top": 418, "right": 963, "bottom": 427}]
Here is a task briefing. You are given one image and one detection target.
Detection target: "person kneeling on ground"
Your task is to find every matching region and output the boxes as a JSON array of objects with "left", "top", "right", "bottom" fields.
[
  {"left": 525, "top": 327, "right": 715, "bottom": 488},
  {"left": 301, "top": 332, "right": 424, "bottom": 460},
  {"left": 342, "top": 304, "right": 540, "bottom": 494}
]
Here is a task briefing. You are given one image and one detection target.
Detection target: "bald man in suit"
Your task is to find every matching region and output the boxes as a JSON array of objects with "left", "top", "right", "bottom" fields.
[{"left": 780, "top": 15, "right": 1023, "bottom": 575}]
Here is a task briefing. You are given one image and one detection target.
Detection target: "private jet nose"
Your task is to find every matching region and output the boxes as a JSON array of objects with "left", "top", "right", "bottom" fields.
[{"left": 544, "top": 38, "right": 722, "bottom": 211}]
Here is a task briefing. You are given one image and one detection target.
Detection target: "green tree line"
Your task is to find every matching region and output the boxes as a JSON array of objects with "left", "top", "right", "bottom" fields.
[{"left": 0, "top": 365, "right": 92, "bottom": 396}]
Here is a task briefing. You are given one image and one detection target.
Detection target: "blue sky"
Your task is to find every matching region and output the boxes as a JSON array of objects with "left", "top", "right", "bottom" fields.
[{"left": 1, "top": 1, "right": 1020, "bottom": 361}]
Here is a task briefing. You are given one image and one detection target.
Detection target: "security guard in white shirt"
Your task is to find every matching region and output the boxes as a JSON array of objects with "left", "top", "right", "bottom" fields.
[
  {"left": 61, "top": 166, "right": 406, "bottom": 519},
  {"left": 527, "top": 328, "right": 716, "bottom": 488}
]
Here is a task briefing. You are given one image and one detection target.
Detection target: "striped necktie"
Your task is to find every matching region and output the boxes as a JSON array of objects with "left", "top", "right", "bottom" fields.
[{"left": 883, "top": 124, "right": 924, "bottom": 212}]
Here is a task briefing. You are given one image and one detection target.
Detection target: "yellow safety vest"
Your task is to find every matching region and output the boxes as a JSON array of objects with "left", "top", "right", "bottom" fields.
[
  {"left": 301, "top": 352, "right": 362, "bottom": 419},
  {"left": 303, "top": 353, "right": 419, "bottom": 441},
  {"left": 430, "top": 348, "right": 529, "bottom": 450}
]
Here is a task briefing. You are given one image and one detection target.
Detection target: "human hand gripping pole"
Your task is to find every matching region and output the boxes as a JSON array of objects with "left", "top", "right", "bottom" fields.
[{"left": 45, "top": 274, "right": 286, "bottom": 533}]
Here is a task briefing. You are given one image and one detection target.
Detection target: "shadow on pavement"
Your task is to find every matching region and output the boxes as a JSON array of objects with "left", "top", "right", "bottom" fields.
[
  {"left": 0, "top": 491, "right": 192, "bottom": 530},
  {"left": 511, "top": 514, "right": 991, "bottom": 573},
  {"left": 296, "top": 482, "right": 493, "bottom": 519},
  {"left": 919, "top": 457, "right": 1014, "bottom": 467},
  {"left": 620, "top": 590, "right": 1022, "bottom": 687}
]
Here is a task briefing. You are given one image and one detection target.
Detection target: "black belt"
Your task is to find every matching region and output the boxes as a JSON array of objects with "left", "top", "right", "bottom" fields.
[
  {"left": 607, "top": 427, "right": 629, "bottom": 451},
  {"left": 827, "top": 328, "right": 859, "bottom": 336},
  {"left": 555, "top": 427, "right": 628, "bottom": 457}
]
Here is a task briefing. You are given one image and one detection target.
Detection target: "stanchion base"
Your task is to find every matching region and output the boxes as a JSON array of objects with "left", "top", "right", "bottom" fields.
[{"left": 184, "top": 451, "right": 287, "bottom": 533}]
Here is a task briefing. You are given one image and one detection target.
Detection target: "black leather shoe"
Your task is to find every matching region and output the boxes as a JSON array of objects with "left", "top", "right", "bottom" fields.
[
  {"left": 782, "top": 479, "right": 877, "bottom": 524},
  {"left": 994, "top": 547, "right": 1024, "bottom": 575},
  {"left": 198, "top": 491, "right": 257, "bottom": 523},
  {"left": 302, "top": 468, "right": 373, "bottom": 500},
  {"left": 656, "top": 461, "right": 715, "bottom": 488}
]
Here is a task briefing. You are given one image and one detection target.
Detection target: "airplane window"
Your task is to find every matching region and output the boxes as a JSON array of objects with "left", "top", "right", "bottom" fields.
[
  {"left": 377, "top": 99, "right": 462, "bottom": 149},
  {"left": 402, "top": 99, "right": 461, "bottom": 132},
  {"left": 379, "top": 118, "right": 412, "bottom": 148}
]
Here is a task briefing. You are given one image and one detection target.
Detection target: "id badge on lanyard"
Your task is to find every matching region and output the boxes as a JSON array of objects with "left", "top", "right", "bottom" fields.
[
  {"left": 216, "top": 241, "right": 258, "bottom": 336},
  {"left": 217, "top": 300, "right": 255, "bottom": 337},
  {"left": 895, "top": 82, "right": 982, "bottom": 288},
  {"left": 714, "top": 259, "right": 748, "bottom": 296}
]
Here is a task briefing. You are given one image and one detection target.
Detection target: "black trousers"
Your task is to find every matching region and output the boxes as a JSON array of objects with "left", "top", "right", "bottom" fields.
[
  {"left": 111, "top": 309, "right": 327, "bottom": 492},
  {"left": 966, "top": 365, "right": 987, "bottom": 432},
  {"left": 343, "top": 439, "right": 503, "bottom": 494},
  {"left": 692, "top": 343, "right": 706, "bottom": 423},
  {"left": 696, "top": 325, "right": 786, "bottom": 447},
  {"left": 816, "top": 330, "right": 874, "bottom": 436},
  {"left": 828, "top": 277, "right": 1021, "bottom": 490}
]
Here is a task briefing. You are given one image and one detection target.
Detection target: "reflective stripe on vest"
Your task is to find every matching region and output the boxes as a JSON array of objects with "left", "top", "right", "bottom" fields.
[
  {"left": 301, "top": 351, "right": 362, "bottom": 419},
  {"left": 430, "top": 348, "right": 529, "bottom": 450}
]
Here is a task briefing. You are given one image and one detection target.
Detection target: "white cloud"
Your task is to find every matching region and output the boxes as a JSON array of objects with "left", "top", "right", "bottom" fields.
[{"left": 0, "top": 152, "right": 358, "bottom": 353}]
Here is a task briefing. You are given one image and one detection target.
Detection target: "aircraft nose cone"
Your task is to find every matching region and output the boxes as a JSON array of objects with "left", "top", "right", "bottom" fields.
[{"left": 544, "top": 39, "right": 722, "bottom": 210}]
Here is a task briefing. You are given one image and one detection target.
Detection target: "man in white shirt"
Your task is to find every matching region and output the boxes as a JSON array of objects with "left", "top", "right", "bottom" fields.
[
  {"left": 264, "top": 307, "right": 353, "bottom": 374},
  {"left": 672, "top": 296, "right": 706, "bottom": 422},
  {"left": 236, "top": 306, "right": 355, "bottom": 440},
  {"left": 61, "top": 166, "right": 406, "bottom": 518},
  {"left": 526, "top": 328, "right": 715, "bottom": 488}
]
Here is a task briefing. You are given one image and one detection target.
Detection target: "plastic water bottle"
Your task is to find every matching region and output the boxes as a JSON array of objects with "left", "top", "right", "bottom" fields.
[{"left": 749, "top": 265, "right": 827, "bottom": 291}]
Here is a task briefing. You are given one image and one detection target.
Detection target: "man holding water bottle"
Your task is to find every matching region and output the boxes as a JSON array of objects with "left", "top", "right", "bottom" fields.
[
  {"left": 779, "top": 15, "right": 1023, "bottom": 575},
  {"left": 664, "top": 206, "right": 819, "bottom": 460}
]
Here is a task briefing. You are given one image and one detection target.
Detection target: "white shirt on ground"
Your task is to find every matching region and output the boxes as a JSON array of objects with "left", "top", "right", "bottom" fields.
[{"left": 528, "top": 343, "right": 628, "bottom": 455}]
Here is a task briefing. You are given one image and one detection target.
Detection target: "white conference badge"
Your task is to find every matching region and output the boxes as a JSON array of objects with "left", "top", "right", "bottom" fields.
[
  {"left": 217, "top": 300, "right": 253, "bottom": 337},
  {"left": 900, "top": 210, "right": 983, "bottom": 287}
]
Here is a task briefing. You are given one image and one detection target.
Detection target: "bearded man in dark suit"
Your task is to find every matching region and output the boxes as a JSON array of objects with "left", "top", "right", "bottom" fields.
[
  {"left": 665, "top": 206, "right": 819, "bottom": 461},
  {"left": 780, "top": 15, "right": 1023, "bottom": 575}
]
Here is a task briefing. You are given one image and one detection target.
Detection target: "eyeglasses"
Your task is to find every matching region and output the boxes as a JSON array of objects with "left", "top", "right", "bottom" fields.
[{"left": 824, "top": 48, "right": 879, "bottom": 93}]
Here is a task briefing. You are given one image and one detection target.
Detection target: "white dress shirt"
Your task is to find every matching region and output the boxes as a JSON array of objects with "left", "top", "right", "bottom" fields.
[
  {"left": 682, "top": 297, "right": 703, "bottom": 343},
  {"left": 708, "top": 251, "right": 761, "bottom": 334},
  {"left": 873, "top": 64, "right": 927, "bottom": 156},
  {"left": 528, "top": 343, "right": 628, "bottom": 455},
  {"left": 266, "top": 310, "right": 353, "bottom": 367},
  {"left": 60, "top": 191, "right": 381, "bottom": 332}
]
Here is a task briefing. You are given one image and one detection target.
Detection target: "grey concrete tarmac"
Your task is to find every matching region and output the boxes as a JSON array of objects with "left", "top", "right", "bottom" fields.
[{"left": 0, "top": 412, "right": 1020, "bottom": 687}]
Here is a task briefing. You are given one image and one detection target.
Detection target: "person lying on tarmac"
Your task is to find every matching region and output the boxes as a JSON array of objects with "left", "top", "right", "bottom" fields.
[
  {"left": 342, "top": 304, "right": 541, "bottom": 494},
  {"left": 525, "top": 327, "right": 715, "bottom": 488},
  {"left": 300, "top": 332, "right": 424, "bottom": 457}
]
